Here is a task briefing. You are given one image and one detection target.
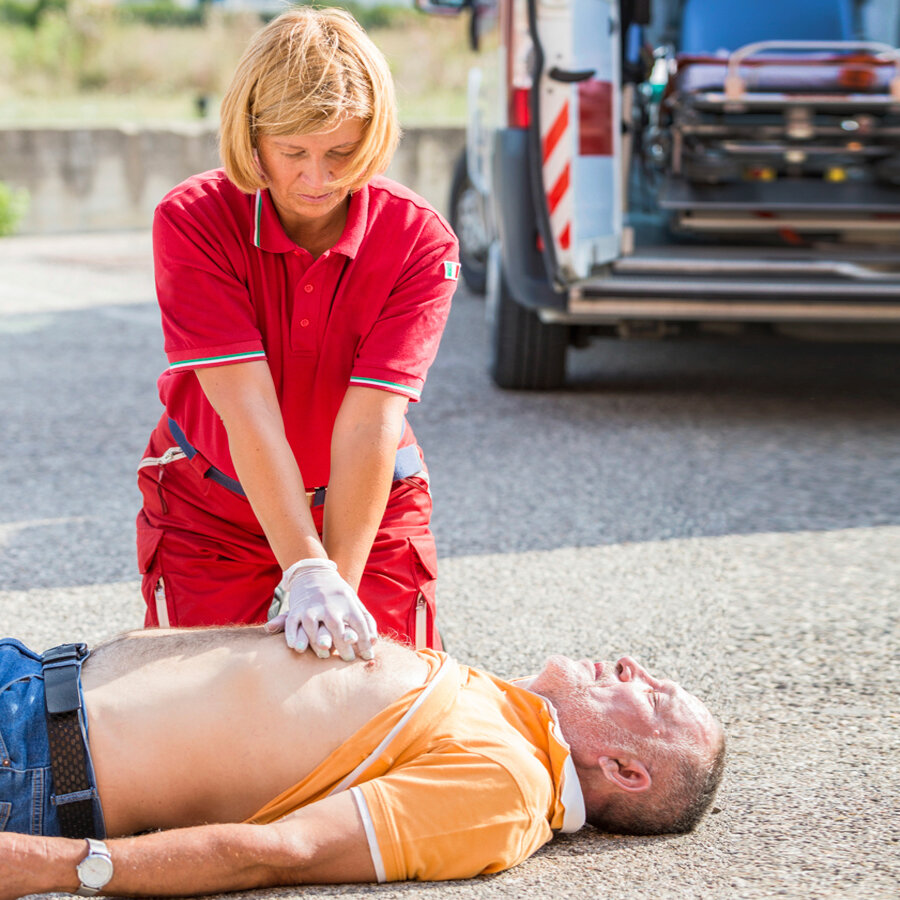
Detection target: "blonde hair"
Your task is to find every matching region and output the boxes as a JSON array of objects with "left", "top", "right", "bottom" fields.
[{"left": 219, "top": 6, "right": 399, "bottom": 193}]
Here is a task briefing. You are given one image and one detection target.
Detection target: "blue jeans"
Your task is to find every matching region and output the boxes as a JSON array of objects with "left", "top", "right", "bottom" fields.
[{"left": 0, "top": 638, "right": 106, "bottom": 836}]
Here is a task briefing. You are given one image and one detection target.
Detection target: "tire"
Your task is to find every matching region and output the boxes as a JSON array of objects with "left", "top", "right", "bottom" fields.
[
  {"left": 448, "top": 151, "right": 489, "bottom": 295},
  {"left": 487, "top": 244, "right": 568, "bottom": 390}
]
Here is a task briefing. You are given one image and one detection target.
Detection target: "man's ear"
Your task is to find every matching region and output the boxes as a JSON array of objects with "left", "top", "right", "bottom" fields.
[{"left": 597, "top": 755, "right": 652, "bottom": 793}]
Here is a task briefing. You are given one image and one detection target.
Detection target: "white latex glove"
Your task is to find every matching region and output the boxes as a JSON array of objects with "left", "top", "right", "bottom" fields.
[{"left": 265, "top": 558, "right": 377, "bottom": 661}]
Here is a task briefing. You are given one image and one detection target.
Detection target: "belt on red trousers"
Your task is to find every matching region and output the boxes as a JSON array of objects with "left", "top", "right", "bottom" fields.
[{"left": 166, "top": 418, "right": 423, "bottom": 507}]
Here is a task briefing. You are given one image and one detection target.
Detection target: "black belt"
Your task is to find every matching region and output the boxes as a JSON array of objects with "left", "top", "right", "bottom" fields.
[
  {"left": 167, "top": 418, "right": 424, "bottom": 501},
  {"left": 42, "top": 643, "right": 101, "bottom": 840}
]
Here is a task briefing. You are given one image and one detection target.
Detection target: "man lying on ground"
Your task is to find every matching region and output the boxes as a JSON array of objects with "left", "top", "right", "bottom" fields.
[{"left": 0, "top": 627, "right": 725, "bottom": 898}]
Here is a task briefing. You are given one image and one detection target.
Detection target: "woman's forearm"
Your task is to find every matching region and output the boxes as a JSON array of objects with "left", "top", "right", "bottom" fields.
[
  {"left": 195, "top": 361, "right": 324, "bottom": 570},
  {"left": 324, "top": 386, "right": 408, "bottom": 590},
  {"left": 225, "top": 410, "right": 326, "bottom": 568},
  {"left": 324, "top": 422, "right": 399, "bottom": 589}
]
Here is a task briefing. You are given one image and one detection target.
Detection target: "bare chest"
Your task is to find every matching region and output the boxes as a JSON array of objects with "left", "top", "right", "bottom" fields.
[{"left": 84, "top": 640, "right": 427, "bottom": 833}]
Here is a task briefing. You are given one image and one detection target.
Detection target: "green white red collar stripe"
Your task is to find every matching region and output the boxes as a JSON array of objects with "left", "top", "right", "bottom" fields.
[
  {"left": 349, "top": 376, "right": 421, "bottom": 400},
  {"left": 253, "top": 190, "right": 263, "bottom": 248},
  {"left": 169, "top": 350, "right": 266, "bottom": 371}
]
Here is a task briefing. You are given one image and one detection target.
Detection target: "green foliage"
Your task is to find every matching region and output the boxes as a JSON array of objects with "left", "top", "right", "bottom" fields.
[
  {"left": 5, "top": 8, "right": 91, "bottom": 90},
  {"left": 342, "top": 3, "right": 417, "bottom": 30},
  {"left": 0, "top": 181, "right": 29, "bottom": 236},
  {"left": 0, "top": 4, "right": 470, "bottom": 126},
  {"left": 278, "top": 2, "right": 417, "bottom": 31},
  {"left": 0, "top": 0, "right": 66, "bottom": 29},
  {"left": 118, "top": 1, "right": 205, "bottom": 28}
]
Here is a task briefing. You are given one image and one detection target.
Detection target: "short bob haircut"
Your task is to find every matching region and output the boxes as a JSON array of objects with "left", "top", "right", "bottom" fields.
[{"left": 220, "top": 6, "right": 399, "bottom": 194}]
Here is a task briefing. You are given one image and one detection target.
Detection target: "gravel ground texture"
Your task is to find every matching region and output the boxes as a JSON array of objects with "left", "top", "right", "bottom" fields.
[{"left": 0, "top": 232, "right": 898, "bottom": 900}]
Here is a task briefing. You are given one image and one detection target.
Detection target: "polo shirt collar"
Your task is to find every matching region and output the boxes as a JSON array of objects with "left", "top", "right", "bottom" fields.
[
  {"left": 331, "top": 184, "right": 367, "bottom": 259},
  {"left": 252, "top": 189, "right": 296, "bottom": 254},
  {"left": 542, "top": 698, "right": 587, "bottom": 833},
  {"left": 251, "top": 186, "right": 368, "bottom": 258},
  {"left": 510, "top": 676, "right": 587, "bottom": 833}
]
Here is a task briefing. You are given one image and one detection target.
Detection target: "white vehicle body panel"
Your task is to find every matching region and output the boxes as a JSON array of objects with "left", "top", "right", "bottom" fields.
[{"left": 534, "top": 0, "right": 622, "bottom": 278}]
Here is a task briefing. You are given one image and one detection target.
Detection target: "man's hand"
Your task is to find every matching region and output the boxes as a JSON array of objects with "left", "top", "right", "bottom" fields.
[{"left": 266, "top": 559, "right": 377, "bottom": 661}]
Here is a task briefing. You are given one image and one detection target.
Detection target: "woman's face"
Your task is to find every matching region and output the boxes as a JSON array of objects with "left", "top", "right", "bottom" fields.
[{"left": 255, "top": 118, "right": 364, "bottom": 239}]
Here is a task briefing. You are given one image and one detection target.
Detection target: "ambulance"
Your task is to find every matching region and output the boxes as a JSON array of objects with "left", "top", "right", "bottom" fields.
[{"left": 416, "top": 0, "right": 900, "bottom": 388}]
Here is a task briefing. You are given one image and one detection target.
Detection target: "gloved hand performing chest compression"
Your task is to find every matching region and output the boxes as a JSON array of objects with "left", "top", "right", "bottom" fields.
[{"left": 265, "top": 558, "right": 377, "bottom": 661}]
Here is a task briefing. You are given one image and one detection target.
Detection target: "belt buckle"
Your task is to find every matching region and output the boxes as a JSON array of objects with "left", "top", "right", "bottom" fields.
[
  {"left": 42, "top": 642, "right": 89, "bottom": 666},
  {"left": 43, "top": 643, "right": 89, "bottom": 716}
]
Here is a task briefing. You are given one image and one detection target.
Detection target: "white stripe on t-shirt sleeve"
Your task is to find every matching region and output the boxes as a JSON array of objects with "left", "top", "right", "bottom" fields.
[{"left": 350, "top": 786, "right": 386, "bottom": 883}]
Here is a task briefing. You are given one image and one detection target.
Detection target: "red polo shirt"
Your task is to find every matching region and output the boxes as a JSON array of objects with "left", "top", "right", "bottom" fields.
[{"left": 153, "top": 169, "right": 458, "bottom": 487}]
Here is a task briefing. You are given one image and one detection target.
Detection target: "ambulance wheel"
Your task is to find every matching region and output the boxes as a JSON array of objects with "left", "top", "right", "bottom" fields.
[
  {"left": 449, "top": 151, "right": 489, "bottom": 295},
  {"left": 487, "top": 245, "right": 568, "bottom": 390}
]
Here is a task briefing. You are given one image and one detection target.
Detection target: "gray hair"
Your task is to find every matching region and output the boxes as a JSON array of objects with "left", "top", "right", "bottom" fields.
[{"left": 587, "top": 727, "right": 726, "bottom": 835}]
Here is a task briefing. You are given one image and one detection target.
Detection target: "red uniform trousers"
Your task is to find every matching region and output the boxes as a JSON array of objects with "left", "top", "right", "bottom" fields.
[{"left": 135, "top": 419, "right": 440, "bottom": 650}]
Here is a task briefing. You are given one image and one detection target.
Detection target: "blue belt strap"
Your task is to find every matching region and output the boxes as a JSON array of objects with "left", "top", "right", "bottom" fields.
[
  {"left": 167, "top": 418, "right": 423, "bottom": 503},
  {"left": 168, "top": 418, "right": 247, "bottom": 496}
]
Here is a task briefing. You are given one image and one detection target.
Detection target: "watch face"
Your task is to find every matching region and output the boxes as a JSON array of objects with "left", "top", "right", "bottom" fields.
[{"left": 79, "top": 854, "right": 113, "bottom": 888}]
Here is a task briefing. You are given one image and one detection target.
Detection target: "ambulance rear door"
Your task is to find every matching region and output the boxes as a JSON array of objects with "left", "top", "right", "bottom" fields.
[{"left": 529, "top": 0, "right": 622, "bottom": 283}]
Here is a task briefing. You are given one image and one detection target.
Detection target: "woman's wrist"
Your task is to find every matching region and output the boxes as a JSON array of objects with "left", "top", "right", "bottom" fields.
[{"left": 282, "top": 557, "right": 337, "bottom": 587}]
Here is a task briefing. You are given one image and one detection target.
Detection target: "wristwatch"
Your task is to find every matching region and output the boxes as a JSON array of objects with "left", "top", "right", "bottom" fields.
[{"left": 75, "top": 838, "right": 113, "bottom": 896}]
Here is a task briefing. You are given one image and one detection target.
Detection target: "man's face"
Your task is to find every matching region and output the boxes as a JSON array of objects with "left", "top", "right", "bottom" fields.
[{"left": 528, "top": 655, "right": 717, "bottom": 768}]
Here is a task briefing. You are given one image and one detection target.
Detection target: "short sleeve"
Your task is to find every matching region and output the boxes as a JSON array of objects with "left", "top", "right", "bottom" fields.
[
  {"left": 349, "top": 228, "right": 458, "bottom": 402},
  {"left": 354, "top": 745, "right": 554, "bottom": 882},
  {"left": 153, "top": 194, "right": 266, "bottom": 372}
]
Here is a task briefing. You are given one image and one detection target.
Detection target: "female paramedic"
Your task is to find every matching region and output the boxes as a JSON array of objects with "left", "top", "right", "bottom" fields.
[{"left": 135, "top": 7, "right": 459, "bottom": 660}]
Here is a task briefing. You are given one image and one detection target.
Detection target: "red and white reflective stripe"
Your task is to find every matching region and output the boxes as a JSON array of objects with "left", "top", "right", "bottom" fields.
[{"left": 541, "top": 91, "right": 572, "bottom": 253}]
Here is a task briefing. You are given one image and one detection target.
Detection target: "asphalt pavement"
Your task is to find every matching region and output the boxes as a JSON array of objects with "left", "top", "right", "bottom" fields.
[{"left": 0, "top": 231, "right": 898, "bottom": 899}]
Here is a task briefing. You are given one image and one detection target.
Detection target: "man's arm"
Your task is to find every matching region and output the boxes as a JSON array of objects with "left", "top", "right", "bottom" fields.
[{"left": 0, "top": 791, "right": 375, "bottom": 900}]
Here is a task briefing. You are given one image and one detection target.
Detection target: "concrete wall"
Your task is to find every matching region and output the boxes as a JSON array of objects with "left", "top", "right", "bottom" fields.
[{"left": 0, "top": 124, "right": 465, "bottom": 235}]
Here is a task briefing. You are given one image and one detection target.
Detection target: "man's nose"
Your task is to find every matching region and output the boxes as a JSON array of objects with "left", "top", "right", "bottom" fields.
[{"left": 616, "top": 656, "right": 656, "bottom": 685}]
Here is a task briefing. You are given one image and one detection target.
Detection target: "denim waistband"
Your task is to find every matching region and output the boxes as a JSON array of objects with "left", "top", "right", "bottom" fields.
[{"left": 0, "top": 639, "right": 104, "bottom": 837}]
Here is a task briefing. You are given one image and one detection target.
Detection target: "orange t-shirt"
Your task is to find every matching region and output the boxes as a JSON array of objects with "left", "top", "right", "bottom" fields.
[{"left": 248, "top": 650, "right": 585, "bottom": 881}]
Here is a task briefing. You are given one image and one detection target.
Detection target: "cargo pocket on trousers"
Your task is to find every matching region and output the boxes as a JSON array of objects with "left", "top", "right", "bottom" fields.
[
  {"left": 136, "top": 517, "right": 170, "bottom": 627},
  {"left": 407, "top": 534, "right": 438, "bottom": 650},
  {"left": 136, "top": 516, "right": 164, "bottom": 575},
  {"left": 0, "top": 801, "right": 11, "bottom": 831}
]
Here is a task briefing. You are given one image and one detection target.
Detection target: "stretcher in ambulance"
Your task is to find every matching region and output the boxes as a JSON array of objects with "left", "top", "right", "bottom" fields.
[{"left": 417, "top": 0, "right": 900, "bottom": 388}]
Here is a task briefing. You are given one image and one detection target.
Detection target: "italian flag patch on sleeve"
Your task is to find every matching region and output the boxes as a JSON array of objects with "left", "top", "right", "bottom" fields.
[{"left": 443, "top": 261, "right": 461, "bottom": 281}]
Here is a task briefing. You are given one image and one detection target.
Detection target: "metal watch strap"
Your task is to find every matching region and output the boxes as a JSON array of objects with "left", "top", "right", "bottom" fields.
[
  {"left": 76, "top": 837, "right": 113, "bottom": 896},
  {"left": 42, "top": 643, "right": 98, "bottom": 839}
]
